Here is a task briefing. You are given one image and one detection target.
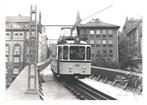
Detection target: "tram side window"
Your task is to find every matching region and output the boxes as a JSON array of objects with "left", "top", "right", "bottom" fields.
[
  {"left": 58, "top": 46, "right": 62, "bottom": 59},
  {"left": 52, "top": 47, "right": 57, "bottom": 59},
  {"left": 87, "top": 47, "right": 91, "bottom": 60},
  {"left": 70, "top": 46, "right": 85, "bottom": 60},
  {"left": 63, "top": 46, "right": 68, "bottom": 60}
]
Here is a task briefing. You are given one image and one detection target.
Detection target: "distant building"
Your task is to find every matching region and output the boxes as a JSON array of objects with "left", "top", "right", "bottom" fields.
[
  {"left": 38, "top": 33, "right": 48, "bottom": 62},
  {"left": 79, "top": 18, "right": 120, "bottom": 62},
  {"left": 121, "top": 17, "right": 142, "bottom": 59},
  {"left": 47, "top": 39, "right": 57, "bottom": 47},
  {"left": 47, "top": 39, "right": 57, "bottom": 57}
]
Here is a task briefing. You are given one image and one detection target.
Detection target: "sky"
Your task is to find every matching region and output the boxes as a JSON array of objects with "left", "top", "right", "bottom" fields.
[{"left": 4, "top": 0, "right": 144, "bottom": 39}]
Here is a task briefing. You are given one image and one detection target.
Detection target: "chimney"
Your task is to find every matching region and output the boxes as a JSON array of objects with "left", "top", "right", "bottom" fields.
[{"left": 95, "top": 18, "right": 100, "bottom": 23}]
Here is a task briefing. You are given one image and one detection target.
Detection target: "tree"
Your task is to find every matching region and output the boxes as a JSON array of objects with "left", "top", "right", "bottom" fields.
[
  {"left": 118, "top": 37, "right": 134, "bottom": 69},
  {"left": 92, "top": 55, "right": 119, "bottom": 69}
]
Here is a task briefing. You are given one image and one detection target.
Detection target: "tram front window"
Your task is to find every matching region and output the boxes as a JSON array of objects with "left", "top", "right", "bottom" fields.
[
  {"left": 70, "top": 46, "right": 85, "bottom": 60},
  {"left": 58, "top": 46, "right": 62, "bottom": 59},
  {"left": 87, "top": 47, "right": 91, "bottom": 60},
  {"left": 63, "top": 46, "right": 68, "bottom": 59}
]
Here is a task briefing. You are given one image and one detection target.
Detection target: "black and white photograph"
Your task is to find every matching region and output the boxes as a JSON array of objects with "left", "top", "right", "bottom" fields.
[{"left": 0, "top": 0, "right": 145, "bottom": 104}]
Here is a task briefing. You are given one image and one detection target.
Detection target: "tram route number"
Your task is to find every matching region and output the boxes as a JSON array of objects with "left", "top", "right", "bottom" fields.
[{"left": 75, "top": 64, "right": 80, "bottom": 67}]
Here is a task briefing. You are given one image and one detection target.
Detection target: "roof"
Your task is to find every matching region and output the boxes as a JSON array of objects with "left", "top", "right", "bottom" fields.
[
  {"left": 6, "top": 16, "right": 30, "bottom": 22},
  {"left": 126, "top": 19, "right": 142, "bottom": 34},
  {"left": 80, "top": 19, "right": 120, "bottom": 28}
]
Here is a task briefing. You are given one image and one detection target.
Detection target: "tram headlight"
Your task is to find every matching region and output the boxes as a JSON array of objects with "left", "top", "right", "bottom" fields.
[
  {"left": 68, "top": 66, "right": 73, "bottom": 70},
  {"left": 82, "top": 66, "right": 86, "bottom": 70}
]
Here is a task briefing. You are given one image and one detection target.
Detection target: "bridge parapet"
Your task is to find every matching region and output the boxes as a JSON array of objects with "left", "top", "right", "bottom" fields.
[{"left": 91, "top": 66, "right": 142, "bottom": 94}]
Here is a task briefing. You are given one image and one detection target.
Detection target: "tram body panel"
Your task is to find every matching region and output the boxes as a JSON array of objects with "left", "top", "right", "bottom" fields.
[{"left": 58, "top": 61, "right": 91, "bottom": 75}]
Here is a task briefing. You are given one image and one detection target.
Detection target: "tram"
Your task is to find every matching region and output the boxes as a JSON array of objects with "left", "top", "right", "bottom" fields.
[{"left": 51, "top": 38, "right": 91, "bottom": 79}]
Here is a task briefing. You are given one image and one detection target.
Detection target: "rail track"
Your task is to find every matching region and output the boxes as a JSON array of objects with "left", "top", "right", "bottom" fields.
[{"left": 59, "top": 78, "right": 116, "bottom": 100}]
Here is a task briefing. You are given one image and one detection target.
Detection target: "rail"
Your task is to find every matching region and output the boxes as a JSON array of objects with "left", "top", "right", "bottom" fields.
[
  {"left": 61, "top": 78, "right": 116, "bottom": 100},
  {"left": 37, "top": 57, "right": 51, "bottom": 100},
  {"left": 92, "top": 66, "right": 142, "bottom": 77}
]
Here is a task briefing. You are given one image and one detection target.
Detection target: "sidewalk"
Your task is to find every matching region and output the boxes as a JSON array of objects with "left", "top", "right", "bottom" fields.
[{"left": 6, "top": 66, "right": 40, "bottom": 100}]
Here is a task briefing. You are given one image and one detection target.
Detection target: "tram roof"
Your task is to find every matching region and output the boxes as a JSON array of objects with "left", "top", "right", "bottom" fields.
[{"left": 58, "top": 40, "right": 90, "bottom": 46}]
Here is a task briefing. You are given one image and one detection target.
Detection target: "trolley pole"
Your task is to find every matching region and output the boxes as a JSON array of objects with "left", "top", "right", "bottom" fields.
[{"left": 25, "top": 5, "right": 38, "bottom": 94}]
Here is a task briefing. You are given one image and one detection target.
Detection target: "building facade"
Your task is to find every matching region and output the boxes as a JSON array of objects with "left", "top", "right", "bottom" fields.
[
  {"left": 5, "top": 15, "right": 46, "bottom": 88},
  {"left": 122, "top": 17, "right": 142, "bottom": 58},
  {"left": 79, "top": 18, "right": 120, "bottom": 62},
  {"left": 47, "top": 39, "right": 57, "bottom": 57},
  {"left": 6, "top": 16, "right": 30, "bottom": 88},
  {"left": 119, "top": 17, "right": 142, "bottom": 72},
  {"left": 38, "top": 33, "right": 48, "bottom": 62}
]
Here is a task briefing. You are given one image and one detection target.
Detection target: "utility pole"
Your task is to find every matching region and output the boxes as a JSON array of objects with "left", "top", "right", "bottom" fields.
[{"left": 25, "top": 5, "right": 38, "bottom": 94}]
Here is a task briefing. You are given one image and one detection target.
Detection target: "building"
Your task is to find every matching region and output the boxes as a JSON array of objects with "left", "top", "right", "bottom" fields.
[
  {"left": 122, "top": 17, "right": 142, "bottom": 59},
  {"left": 38, "top": 33, "right": 48, "bottom": 62},
  {"left": 120, "top": 17, "right": 142, "bottom": 72},
  {"left": 5, "top": 15, "right": 46, "bottom": 88},
  {"left": 47, "top": 39, "right": 57, "bottom": 57},
  {"left": 5, "top": 15, "right": 30, "bottom": 88},
  {"left": 47, "top": 39, "right": 57, "bottom": 47},
  {"left": 79, "top": 18, "right": 120, "bottom": 62}
]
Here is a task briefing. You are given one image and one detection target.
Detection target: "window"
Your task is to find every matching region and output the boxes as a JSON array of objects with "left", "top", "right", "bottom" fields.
[
  {"left": 102, "top": 34, "right": 106, "bottom": 38},
  {"left": 108, "top": 40, "right": 113, "bottom": 47},
  {"left": 70, "top": 46, "right": 85, "bottom": 60},
  {"left": 102, "top": 30, "right": 106, "bottom": 34},
  {"left": 26, "top": 32, "right": 30, "bottom": 39},
  {"left": 90, "top": 40, "right": 94, "bottom": 44},
  {"left": 6, "top": 56, "right": 9, "bottom": 62},
  {"left": 108, "top": 30, "right": 113, "bottom": 34},
  {"left": 90, "top": 34, "right": 94, "bottom": 38},
  {"left": 108, "top": 54, "right": 113, "bottom": 57},
  {"left": 19, "top": 32, "right": 24, "bottom": 40},
  {"left": 13, "top": 56, "right": 20, "bottom": 62},
  {"left": 14, "top": 45, "right": 21, "bottom": 55},
  {"left": 102, "top": 40, "right": 107, "bottom": 44},
  {"left": 96, "top": 44, "right": 101, "bottom": 47},
  {"left": 102, "top": 40, "right": 107, "bottom": 47},
  {"left": 58, "top": 46, "right": 62, "bottom": 59},
  {"left": 91, "top": 44, "right": 95, "bottom": 47},
  {"left": 96, "top": 30, "right": 101, "bottom": 34},
  {"left": 108, "top": 34, "right": 113, "bottom": 38},
  {"left": 96, "top": 40, "right": 101, "bottom": 47},
  {"left": 63, "top": 46, "right": 68, "bottom": 59},
  {"left": 86, "top": 47, "right": 91, "bottom": 60},
  {"left": 103, "top": 49, "right": 107, "bottom": 54},
  {"left": 6, "top": 32, "right": 11, "bottom": 40},
  {"left": 109, "top": 49, "right": 113, "bottom": 53},
  {"left": 13, "top": 32, "right": 24, "bottom": 40},
  {"left": 13, "top": 67, "right": 19, "bottom": 74},
  {"left": 6, "top": 44, "right": 9, "bottom": 55},
  {"left": 14, "top": 32, "right": 19, "bottom": 40},
  {"left": 96, "top": 35, "right": 101, "bottom": 38},
  {"left": 97, "top": 50, "right": 101, "bottom": 53},
  {"left": 90, "top": 30, "right": 94, "bottom": 34},
  {"left": 108, "top": 40, "right": 112, "bottom": 44},
  {"left": 6, "top": 45, "right": 10, "bottom": 62}
]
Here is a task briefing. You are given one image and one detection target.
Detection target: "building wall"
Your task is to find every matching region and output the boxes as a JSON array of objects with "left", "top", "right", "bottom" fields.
[
  {"left": 5, "top": 16, "right": 30, "bottom": 88},
  {"left": 79, "top": 27, "right": 119, "bottom": 62},
  {"left": 125, "top": 19, "right": 142, "bottom": 58},
  {"left": 38, "top": 34, "right": 48, "bottom": 62}
]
